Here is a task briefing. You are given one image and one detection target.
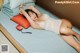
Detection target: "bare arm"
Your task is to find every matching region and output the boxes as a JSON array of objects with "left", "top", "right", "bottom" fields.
[
  {"left": 28, "top": 6, "right": 42, "bottom": 16},
  {"left": 19, "top": 7, "right": 41, "bottom": 29}
]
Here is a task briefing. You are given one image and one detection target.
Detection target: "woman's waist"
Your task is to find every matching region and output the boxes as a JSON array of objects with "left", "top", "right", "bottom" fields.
[{"left": 37, "top": 19, "right": 62, "bottom": 28}]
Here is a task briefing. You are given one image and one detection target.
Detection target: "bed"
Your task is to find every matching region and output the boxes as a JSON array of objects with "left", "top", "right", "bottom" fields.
[{"left": 0, "top": 1, "right": 80, "bottom": 53}]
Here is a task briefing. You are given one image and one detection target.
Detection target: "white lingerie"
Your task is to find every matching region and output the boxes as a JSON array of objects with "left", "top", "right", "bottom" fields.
[{"left": 38, "top": 14, "right": 62, "bottom": 34}]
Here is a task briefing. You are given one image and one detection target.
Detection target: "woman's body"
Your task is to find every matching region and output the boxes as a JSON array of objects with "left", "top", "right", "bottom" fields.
[{"left": 19, "top": 5, "right": 80, "bottom": 53}]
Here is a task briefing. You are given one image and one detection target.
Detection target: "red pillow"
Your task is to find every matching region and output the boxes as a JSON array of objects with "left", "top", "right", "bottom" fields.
[{"left": 10, "top": 14, "right": 30, "bottom": 28}]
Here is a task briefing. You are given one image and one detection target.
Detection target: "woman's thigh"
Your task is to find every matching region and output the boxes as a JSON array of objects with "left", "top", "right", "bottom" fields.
[
  {"left": 61, "top": 19, "right": 72, "bottom": 28},
  {"left": 60, "top": 19, "right": 73, "bottom": 34}
]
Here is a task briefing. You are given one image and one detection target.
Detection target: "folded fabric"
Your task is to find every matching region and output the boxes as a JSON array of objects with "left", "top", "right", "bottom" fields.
[
  {"left": 12, "top": 2, "right": 35, "bottom": 17},
  {"left": 3, "top": 0, "right": 9, "bottom": 5},
  {"left": 2, "top": 4, "right": 13, "bottom": 18},
  {"left": 9, "top": 0, "right": 35, "bottom": 9},
  {"left": 2, "top": 2, "right": 35, "bottom": 18}
]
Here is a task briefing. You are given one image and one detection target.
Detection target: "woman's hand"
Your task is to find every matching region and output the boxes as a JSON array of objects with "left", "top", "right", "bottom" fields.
[
  {"left": 19, "top": 3, "right": 26, "bottom": 14},
  {"left": 20, "top": 3, "right": 26, "bottom": 8}
]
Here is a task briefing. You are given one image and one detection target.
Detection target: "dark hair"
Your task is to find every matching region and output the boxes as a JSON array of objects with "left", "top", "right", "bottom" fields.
[{"left": 25, "top": 9, "right": 38, "bottom": 17}]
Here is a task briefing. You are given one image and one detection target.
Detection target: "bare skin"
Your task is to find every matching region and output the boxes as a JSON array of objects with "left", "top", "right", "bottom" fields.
[
  {"left": 19, "top": 4, "right": 80, "bottom": 53},
  {"left": 60, "top": 19, "right": 80, "bottom": 53}
]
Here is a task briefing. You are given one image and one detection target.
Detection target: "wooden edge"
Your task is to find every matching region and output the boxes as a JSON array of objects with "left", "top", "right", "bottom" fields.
[
  {"left": 0, "top": 0, "right": 3, "bottom": 10},
  {"left": 0, "top": 24, "right": 28, "bottom": 53}
]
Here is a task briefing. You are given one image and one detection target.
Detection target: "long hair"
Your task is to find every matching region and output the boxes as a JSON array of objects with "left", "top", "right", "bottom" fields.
[{"left": 25, "top": 9, "right": 38, "bottom": 17}]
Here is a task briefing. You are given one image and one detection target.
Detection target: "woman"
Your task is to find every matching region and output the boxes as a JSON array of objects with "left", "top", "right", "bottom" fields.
[{"left": 19, "top": 4, "right": 80, "bottom": 53}]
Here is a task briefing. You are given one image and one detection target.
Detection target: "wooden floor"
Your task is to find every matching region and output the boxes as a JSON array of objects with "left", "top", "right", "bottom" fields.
[
  {"left": 0, "top": 31, "right": 19, "bottom": 53},
  {"left": 0, "top": 24, "right": 27, "bottom": 53}
]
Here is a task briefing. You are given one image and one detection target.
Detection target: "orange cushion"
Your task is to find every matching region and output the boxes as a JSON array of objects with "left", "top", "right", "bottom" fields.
[{"left": 10, "top": 14, "right": 30, "bottom": 28}]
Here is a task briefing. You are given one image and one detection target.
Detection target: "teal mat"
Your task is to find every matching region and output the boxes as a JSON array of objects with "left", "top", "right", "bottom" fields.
[{"left": 0, "top": 5, "right": 80, "bottom": 53}]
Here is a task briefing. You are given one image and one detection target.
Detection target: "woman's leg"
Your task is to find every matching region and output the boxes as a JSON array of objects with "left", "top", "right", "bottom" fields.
[
  {"left": 60, "top": 19, "right": 80, "bottom": 40},
  {"left": 60, "top": 19, "right": 80, "bottom": 53},
  {"left": 60, "top": 27, "right": 80, "bottom": 40},
  {"left": 60, "top": 27, "right": 80, "bottom": 53},
  {"left": 61, "top": 35, "right": 80, "bottom": 53}
]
